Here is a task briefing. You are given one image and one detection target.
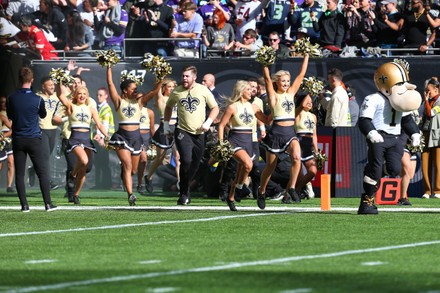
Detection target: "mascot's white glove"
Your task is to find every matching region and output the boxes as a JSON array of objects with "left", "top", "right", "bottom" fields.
[
  {"left": 411, "top": 133, "right": 421, "bottom": 147},
  {"left": 200, "top": 118, "right": 213, "bottom": 132},
  {"left": 367, "top": 130, "right": 384, "bottom": 143},
  {"left": 163, "top": 121, "right": 172, "bottom": 136}
]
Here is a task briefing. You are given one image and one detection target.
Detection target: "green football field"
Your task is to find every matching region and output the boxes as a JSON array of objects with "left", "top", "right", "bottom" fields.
[{"left": 1, "top": 189, "right": 440, "bottom": 293}]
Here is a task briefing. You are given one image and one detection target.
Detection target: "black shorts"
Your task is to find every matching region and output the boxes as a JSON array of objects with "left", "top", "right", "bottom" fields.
[
  {"left": 67, "top": 130, "right": 96, "bottom": 153},
  {"left": 261, "top": 123, "right": 297, "bottom": 153},
  {"left": 151, "top": 122, "right": 174, "bottom": 149},
  {"left": 228, "top": 131, "right": 254, "bottom": 159},
  {"left": 109, "top": 128, "right": 142, "bottom": 155}
]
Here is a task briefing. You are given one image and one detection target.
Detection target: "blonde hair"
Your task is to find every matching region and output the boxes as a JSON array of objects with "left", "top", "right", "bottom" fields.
[
  {"left": 227, "top": 80, "right": 249, "bottom": 104},
  {"left": 271, "top": 70, "right": 291, "bottom": 91},
  {"left": 162, "top": 77, "right": 177, "bottom": 95},
  {"left": 72, "top": 85, "right": 90, "bottom": 105}
]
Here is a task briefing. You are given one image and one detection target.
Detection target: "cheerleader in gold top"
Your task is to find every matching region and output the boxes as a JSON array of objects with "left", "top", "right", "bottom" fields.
[
  {"left": 58, "top": 83, "right": 109, "bottom": 204},
  {"left": 218, "top": 80, "right": 268, "bottom": 211},
  {"left": 257, "top": 54, "right": 310, "bottom": 209},
  {"left": 144, "top": 78, "right": 180, "bottom": 193},
  {"left": 294, "top": 93, "right": 318, "bottom": 199},
  {"left": 106, "top": 66, "right": 162, "bottom": 206},
  {"left": 0, "top": 95, "right": 15, "bottom": 192},
  {"left": 136, "top": 104, "right": 155, "bottom": 195}
]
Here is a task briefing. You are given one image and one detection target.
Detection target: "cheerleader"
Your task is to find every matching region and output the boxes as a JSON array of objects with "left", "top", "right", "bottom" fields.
[
  {"left": 137, "top": 103, "right": 155, "bottom": 194},
  {"left": 144, "top": 78, "right": 180, "bottom": 193},
  {"left": 218, "top": 80, "right": 268, "bottom": 211},
  {"left": 0, "top": 96, "right": 14, "bottom": 192},
  {"left": 106, "top": 66, "right": 162, "bottom": 205},
  {"left": 294, "top": 93, "right": 318, "bottom": 199},
  {"left": 58, "top": 83, "right": 109, "bottom": 204},
  {"left": 258, "top": 54, "right": 309, "bottom": 209}
]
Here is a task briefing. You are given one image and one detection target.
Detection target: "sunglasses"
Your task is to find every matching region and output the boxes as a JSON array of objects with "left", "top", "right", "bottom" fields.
[
  {"left": 243, "top": 36, "right": 253, "bottom": 40},
  {"left": 269, "top": 39, "right": 279, "bottom": 42}
]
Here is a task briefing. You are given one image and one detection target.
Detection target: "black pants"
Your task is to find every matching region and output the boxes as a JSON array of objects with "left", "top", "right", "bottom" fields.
[
  {"left": 174, "top": 128, "right": 204, "bottom": 196},
  {"left": 94, "top": 144, "right": 111, "bottom": 188},
  {"left": 13, "top": 137, "right": 51, "bottom": 206}
]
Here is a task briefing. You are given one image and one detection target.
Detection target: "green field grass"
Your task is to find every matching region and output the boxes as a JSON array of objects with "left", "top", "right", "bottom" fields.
[{"left": 1, "top": 189, "right": 440, "bottom": 293}]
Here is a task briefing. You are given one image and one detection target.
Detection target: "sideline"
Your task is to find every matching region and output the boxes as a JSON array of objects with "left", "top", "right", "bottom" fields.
[
  {"left": 3, "top": 240, "right": 440, "bottom": 293},
  {"left": 0, "top": 212, "right": 282, "bottom": 238}
]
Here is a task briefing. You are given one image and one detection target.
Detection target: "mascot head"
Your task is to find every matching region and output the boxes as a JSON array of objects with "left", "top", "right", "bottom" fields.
[{"left": 374, "top": 59, "right": 421, "bottom": 112}]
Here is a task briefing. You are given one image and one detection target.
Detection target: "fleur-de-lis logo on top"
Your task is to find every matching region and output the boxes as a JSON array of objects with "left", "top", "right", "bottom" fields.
[
  {"left": 140, "top": 114, "right": 147, "bottom": 124},
  {"left": 304, "top": 116, "right": 315, "bottom": 131},
  {"left": 281, "top": 97, "right": 294, "bottom": 113},
  {"left": 122, "top": 105, "right": 136, "bottom": 118},
  {"left": 180, "top": 93, "right": 200, "bottom": 113},
  {"left": 45, "top": 99, "right": 57, "bottom": 111},
  {"left": 76, "top": 111, "right": 89, "bottom": 123},
  {"left": 239, "top": 107, "right": 253, "bottom": 125}
]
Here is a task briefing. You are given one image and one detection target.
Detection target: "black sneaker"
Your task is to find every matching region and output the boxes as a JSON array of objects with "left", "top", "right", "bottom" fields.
[
  {"left": 357, "top": 194, "right": 378, "bottom": 215},
  {"left": 73, "top": 196, "right": 80, "bottom": 205},
  {"left": 144, "top": 176, "right": 153, "bottom": 193},
  {"left": 281, "top": 194, "right": 294, "bottom": 204},
  {"left": 287, "top": 188, "right": 301, "bottom": 203},
  {"left": 128, "top": 194, "right": 137, "bottom": 206},
  {"left": 226, "top": 198, "right": 237, "bottom": 211},
  {"left": 66, "top": 192, "right": 74, "bottom": 203},
  {"left": 397, "top": 198, "right": 412, "bottom": 206},
  {"left": 50, "top": 181, "right": 59, "bottom": 190},
  {"left": 21, "top": 205, "right": 30, "bottom": 213},
  {"left": 177, "top": 194, "right": 189, "bottom": 205},
  {"left": 6, "top": 187, "right": 15, "bottom": 193},
  {"left": 234, "top": 185, "right": 251, "bottom": 202},
  {"left": 137, "top": 185, "right": 147, "bottom": 196},
  {"left": 45, "top": 203, "right": 58, "bottom": 212}
]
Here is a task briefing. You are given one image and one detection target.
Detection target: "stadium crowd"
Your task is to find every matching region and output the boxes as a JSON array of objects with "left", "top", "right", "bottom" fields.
[{"left": 1, "top": 0, "right": 440, "bottom": 59}]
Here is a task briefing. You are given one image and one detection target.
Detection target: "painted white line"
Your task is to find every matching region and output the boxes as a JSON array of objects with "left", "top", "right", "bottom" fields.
[
  {"left": 3, "top": 240, "right": 440, "bottom": 293},
  {"left": 139, "top": 260, "right": 162, "bottom": 265},
  {"left": 361, "top": 261, "right": 388, "bottom": 266},
  {"left": 146, "top": 288, "right": 178, "bottom": 293},
  {"left": 24, "top": 260, "right": 57, "bottom": 264},
  {"left": 1, "top": 205, "right": 440, "bottom": 213},
  {"left": 0, "top": 213, "right": 280, "bottom": 238},
  {"left": 279, "top": 289, "right": 312, "bottom": 293}
]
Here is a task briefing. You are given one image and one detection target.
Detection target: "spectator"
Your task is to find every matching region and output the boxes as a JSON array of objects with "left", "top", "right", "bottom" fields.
[
  {"left": 202, "top": 73, "right": 222, "bottom": 104},
  {"left": 233, "top": 0, "right": 267, "bottom": 40},
  {"left": 344, "top": 0, "right": 377, "bottom": 48},
  {"left": 198, "top": 0, "right": 230, "bottom": 27},
  {"left": 31, "top": 0, "right": 67, "bottom": 50},
  {"left": 260, "top": 0, "right": 292, "bottom": 42},
  {"left": 232, "top": 28, "right": 262, "bottom": 56},
  {"left": 266, "top": 31, "right": 290, "bottom": 58},
  {"left": 65, "top": 10, "right": 94, "bottom": 56},
  {"left": 203, "top": 7, "right": 235, "bottom": 56},
  {"left": 311, "top": 0, "right": 345, "bottom": 50},
  {"left": 170, "top": 2, "right": 203, "bottom": 58},
  {"left": 389, "top": 0, "right": 436, "bottom": 55},
  {"left": 346, "top": 83, "right": 359, "bottom": 126},
  {"left": 373, "top": 0, "right": 404, "bottom": 53},
  {"left": 289, "top": 0, "right": 324, "bottom": 44},
  {"left": 321, "top": 68, "right": 351, "bottom": 127},
  {"left": 5, "top": 0, "right": 39, "bottom": 22},
  {"left": 421, "top": 77, "right": 440, "bottom": 199},
  {"left": 143, "top": 0, "right": 175, "bottom": 56},
  {"left": 14, "top": 15, "right": 59, "bottom": 60},
  {"left": 94, "top": 0, "right": 128, "bottom": 52}
]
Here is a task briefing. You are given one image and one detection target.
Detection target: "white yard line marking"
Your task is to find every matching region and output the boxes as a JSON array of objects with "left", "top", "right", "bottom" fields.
[
  {"left": 24, "top": 260, "right": 57, "bottom": 264},
  {"left": 146, "top": 288, "right": 178, "bottom": 293},
  {"left": 139, "top": 260, "right": 162, "bottom": 265},
  {"left": 361, "top": 261, "right": 388, "bottom": 266},
  {"left": 3, "top": 240, "right": 440, "bottom": 293},
  {"left": 0, "top": 213, "right": 279, "bottom": 238}
]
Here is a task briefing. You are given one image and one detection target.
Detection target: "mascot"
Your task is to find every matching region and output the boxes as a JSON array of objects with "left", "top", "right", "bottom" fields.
[{"left": 358, "top": 59, "right": 422, "bottom": 215}]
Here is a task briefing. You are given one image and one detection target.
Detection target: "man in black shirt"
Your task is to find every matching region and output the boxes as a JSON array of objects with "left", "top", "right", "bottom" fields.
[{"left": 7, "top": 67, "right": 57, "bottom": 212}]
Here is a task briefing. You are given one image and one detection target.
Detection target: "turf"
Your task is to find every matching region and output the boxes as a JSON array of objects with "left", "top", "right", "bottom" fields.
[{"left": 1, "top": 189, "right": 440, "bottom": 293}]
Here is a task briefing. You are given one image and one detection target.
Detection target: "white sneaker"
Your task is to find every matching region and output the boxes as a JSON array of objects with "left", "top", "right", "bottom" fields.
[
  {"left": 433, "top": 194, "right": 440, "bottom": 199},
  {"left": 422, "top": 194, "right": 430, "bottom": 199},
  {"left": 305, "top": 182, "right": 315, "bottom": 199}
]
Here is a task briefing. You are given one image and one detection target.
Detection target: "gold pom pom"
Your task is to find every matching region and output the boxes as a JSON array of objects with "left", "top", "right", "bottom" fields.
[
  {"left": 96, "top": 49, "right": 120, "bottom": 67},
  {"left": 407, "top": 133, "right": 425, "bottom": 154},
  {"left": 120, "top": 72, "right": 144, "bottom": 86},
  {"left": 0, "top": 133, "right": 12, "bottom": 151},
  {"left": 210, "top": 140, "right": 235, "bottom": 162},
  {"left": 146, "top": 145, "right": 157, "bottom": 160},
  {"left": 291, "top": 38, "right": 322, "bottom": 57},
  {"left": 255, "top": 45, "right": 277, "bottom": 66},
  {"left": 140, "top": 53, "right": 172, "bottom": 81},
  {"left": 49, "top": 68, "right": 76, "bottom": 86},
  {"left": 300, "top": 76, "right": 325, "bottom": 97},
  {"left": 312, "top": 149, "right": 328, "bottom": 171}
]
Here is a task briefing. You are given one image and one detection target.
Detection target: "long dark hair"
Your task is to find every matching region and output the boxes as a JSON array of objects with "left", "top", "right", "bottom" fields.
[{"left": 68, "top": 10, "right": 85, "bottom": 46}]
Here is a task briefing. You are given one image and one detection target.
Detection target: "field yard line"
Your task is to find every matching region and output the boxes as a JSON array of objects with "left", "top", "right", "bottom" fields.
[
  {"left": 0, "top": 213, "right": 279, "bottom": 238},
  {"left": 3, "top": 240, "right": 440, "bottom": 293}
]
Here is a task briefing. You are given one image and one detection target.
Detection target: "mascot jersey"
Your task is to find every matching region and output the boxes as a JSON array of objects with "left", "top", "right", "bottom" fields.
[
  {"left": 229, "top": 100, "right": 256, "bottom": 131},
  {"left": 140, "top": 107, "right": 150, "bottom": 130},
  {"left": 117, "top": 98, "right": 141, "bottom": 126},
  {"left": 271, "top": 92, "right": 296, "bottom": 122},
  {"left": 360, "top": 92, "right": 402, "bottom": 135}
]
